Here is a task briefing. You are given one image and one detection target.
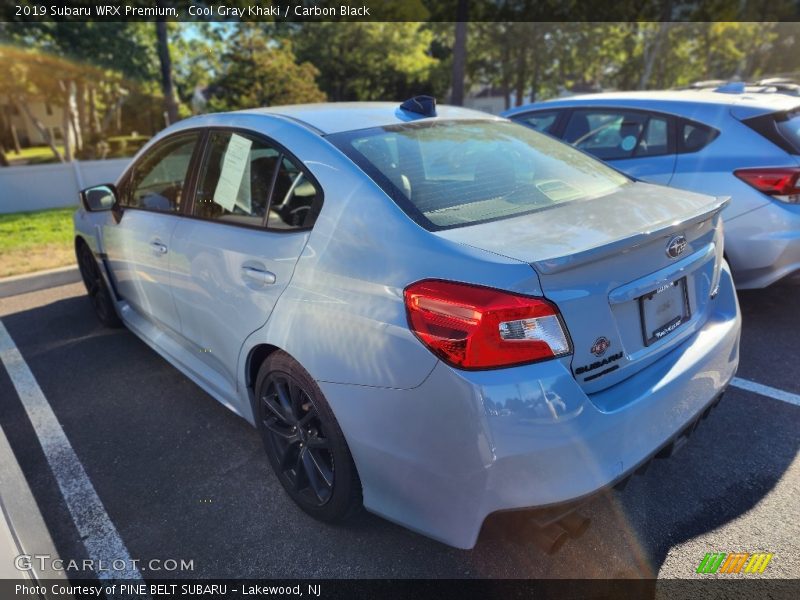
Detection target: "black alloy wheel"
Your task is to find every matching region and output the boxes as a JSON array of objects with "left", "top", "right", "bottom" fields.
[
  {"left": 261, "top": 373, "right": 334, "bottom": 506},
  {"left": 255, "top": 351, "right": 361, "bottom": 521},
  {"left": 76, "top": 243, "right": 122, "bottom": 328}
]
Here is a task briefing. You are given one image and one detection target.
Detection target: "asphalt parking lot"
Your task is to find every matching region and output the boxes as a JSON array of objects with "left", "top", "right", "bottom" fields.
[{"left": 0, "top": 281, "right": 798, "bottom": 580}]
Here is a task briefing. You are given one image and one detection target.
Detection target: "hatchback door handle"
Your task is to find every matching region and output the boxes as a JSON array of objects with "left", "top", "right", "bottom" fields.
[
  {"left": 241, "top": 266, "right": 276, "bottom": 285},
  {"left": 150, "top": 241, "right": 168, "bottom": 255}
]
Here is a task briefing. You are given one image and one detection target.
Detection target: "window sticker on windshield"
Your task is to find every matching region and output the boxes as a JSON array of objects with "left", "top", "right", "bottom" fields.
[{"left": 213, "top": 133, "right": 253, "bottom": 212}]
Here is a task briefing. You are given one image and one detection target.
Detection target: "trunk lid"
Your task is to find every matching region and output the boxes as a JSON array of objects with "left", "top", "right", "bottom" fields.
[{"left": 436, "top": 182, "right": 728, "bottom": 394}]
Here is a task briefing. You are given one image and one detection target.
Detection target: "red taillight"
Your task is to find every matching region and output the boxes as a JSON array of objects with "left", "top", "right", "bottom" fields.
[
  {"left": 403, "top": 280, "right": 571, "bottom": 369},
  {"left": 734, "top": 167, "right": 800, "bottom": 199}
]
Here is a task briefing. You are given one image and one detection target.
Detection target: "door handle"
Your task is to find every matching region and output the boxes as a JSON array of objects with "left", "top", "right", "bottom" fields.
[
  {"left": 150, "top": 241, "right": 168, "bottom": 255},
  {"left": 241, "top": 266, "right": 276, "bottom": 285}
]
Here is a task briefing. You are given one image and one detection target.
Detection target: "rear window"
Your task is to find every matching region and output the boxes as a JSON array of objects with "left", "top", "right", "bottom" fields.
[
  {"left": 774, "top": 110, "right": 800, "bottom": 153},
  {"left": 744, "top": 109, "right": 800, "bottom": 154},
  {"left": 328, "top": 120, "right": 629, "bottom": 230}
]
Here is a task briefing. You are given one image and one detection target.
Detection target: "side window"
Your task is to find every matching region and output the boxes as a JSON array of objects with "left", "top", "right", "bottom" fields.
[
  {"left": 635, "top": 115, "right": 669, "bottom": 157},
  {"left": 266, "top": 156, "right": 322, "bottom": 230},
  {"left": 679, "top": 121, "right": 719, "bottom": 154},
  {"left": 193, "top": 131, "right": 280, "bottom": 226},
  {"left": 122, "top": 133, "right": 199, "bottom": 212},
  {"left": 564, "top": 110, "right": 669, "bottom": 160},
  {"left": 516, "top": 110, "right": 561, "bottom": 135}
]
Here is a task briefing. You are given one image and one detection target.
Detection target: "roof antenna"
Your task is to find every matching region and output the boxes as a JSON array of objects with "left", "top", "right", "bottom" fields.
[{"left": 400, "top": 95, "right": 437, "bottom": 117}]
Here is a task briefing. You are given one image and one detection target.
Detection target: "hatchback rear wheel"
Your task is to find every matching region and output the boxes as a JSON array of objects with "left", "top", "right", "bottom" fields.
[{"left": 255, "top": 351, "right": 362, "bottom": 522}]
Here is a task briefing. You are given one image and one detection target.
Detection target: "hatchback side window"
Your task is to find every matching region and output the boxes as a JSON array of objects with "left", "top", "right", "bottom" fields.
[
  {"left": 121, "top": 133, "right": 199, "bottom": 212},
  {"left": 563, "top": 110, "right": 669, "bottom": 160},
  {"left": 193, "top": 131, "right": 280, "bottom": 226},
  {"left": 635, "top": 116, "right": 669, "bottom": 157},
  {"left": 679, "top": 121, "right": 719, "bottom": 154},
  {"left": 516, "top": 110, "right": 561, "bottom": 135}
]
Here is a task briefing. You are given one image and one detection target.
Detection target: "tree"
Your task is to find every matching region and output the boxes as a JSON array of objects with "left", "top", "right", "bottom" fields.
[
  {"left": 208, "top": 24, "right": 325, "bottom": 112},
  {"left": 170, "top": 23, "right": 225, "bottom": 112},
  {"left": 292, "top": 23, "right": 438, "bottom": 101},
  {"left": 155, "top": 17, "right": 179, "bottom": 125},
  {"left": 0, "top": 22, "right": 158, "bottom": 159}
]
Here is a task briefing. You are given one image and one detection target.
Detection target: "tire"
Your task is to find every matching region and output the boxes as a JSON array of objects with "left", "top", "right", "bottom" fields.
[
  {"left": 76, "top": 242, "right": 122, "bottom": 328},
  {"left": 255, "top": 351, "right": 362, "bottom": 522}
]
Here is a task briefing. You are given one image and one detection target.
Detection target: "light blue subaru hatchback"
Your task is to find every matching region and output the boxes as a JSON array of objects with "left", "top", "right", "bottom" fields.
[
  {"left": 504, "top": 89, "right": 800, "bottom": 289},
  {"left": 74, "top": 98, "right": 740, "bottom": 549}
]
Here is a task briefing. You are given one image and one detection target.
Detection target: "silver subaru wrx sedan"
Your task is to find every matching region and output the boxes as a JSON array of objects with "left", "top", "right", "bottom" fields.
[{"left": 73, "top": 99, "right": 740, "bottom": 549}]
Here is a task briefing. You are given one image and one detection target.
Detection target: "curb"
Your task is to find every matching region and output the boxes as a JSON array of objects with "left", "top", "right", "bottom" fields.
[{"left": 0, "top": 266, "right": 81, "bottom": 299}]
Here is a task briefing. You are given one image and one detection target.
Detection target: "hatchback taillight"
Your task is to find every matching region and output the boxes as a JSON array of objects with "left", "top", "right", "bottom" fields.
[
  {"left": 403, "top": 280, "right": 571, "bottom": 369},
  {"left": 734, "top": 167, "right": 800, "bottom": 203}
]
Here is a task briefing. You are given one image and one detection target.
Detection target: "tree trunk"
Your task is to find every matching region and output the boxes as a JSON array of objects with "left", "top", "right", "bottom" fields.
[
  {"left": 0, "top": 143, "right": 9, "bottom": 167},
  {"left": 450, "top": 0, "right": 468, "bottom": 106},
  {"left": 59, "top": 79, "right": 76, "bottom": 161},
  {"left": 500, "top": 31, "right": 511, "bottom": 110},
  {"left": 10, "top": 124, "right": 21, "bottom": 154},
  {"left": 514, "top": 36, "right": 527, "bottom": 107},
  {"left": 13, "top": 96, "right": 63, "bottom": 162},
  {"left": 100, "top": 87, "right": 128, "bottom": 135},
  {"left": 76, "top": 80, "right": 87, "bottom": 150},
  {"left": 530, "top": 58, "right": 540, "bottom": 103},
  {"left": 68, "top": 81, "right": 82, "bottom": 152},
  {"left": 639, "top": 3, "right": 673, "bottom": 90},
  {"left": 88, "top": 85, "right": 101, "bottom": 139},
  {"left": 156, "top": 17, "right": 180, "bottom": 126}
]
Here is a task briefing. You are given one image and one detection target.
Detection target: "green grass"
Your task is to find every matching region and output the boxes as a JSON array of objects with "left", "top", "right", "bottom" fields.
[
  {"left": 6, "top": 145, "right": 65, "bottom": 163},
  {"left": 0, "top": 207, "right": 76, "bottom": 277}
]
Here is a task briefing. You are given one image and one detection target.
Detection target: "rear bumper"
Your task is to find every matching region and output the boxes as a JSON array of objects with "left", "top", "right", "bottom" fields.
[
  {"left": 725, "top": 200, "right": 800, "bottom": 289},
  {"left": 320, "top": 266, "right": 740, "bottom": 549}
]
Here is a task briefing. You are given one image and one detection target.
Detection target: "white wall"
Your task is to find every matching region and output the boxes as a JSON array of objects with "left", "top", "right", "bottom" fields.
[{"left": 0, "top": 159, "right": 129, "bottom": 214}]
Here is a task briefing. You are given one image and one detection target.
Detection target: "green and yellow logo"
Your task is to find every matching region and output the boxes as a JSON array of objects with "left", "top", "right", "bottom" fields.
[{"left": 696, "top": 552, "right": 773, "bottom": 574}]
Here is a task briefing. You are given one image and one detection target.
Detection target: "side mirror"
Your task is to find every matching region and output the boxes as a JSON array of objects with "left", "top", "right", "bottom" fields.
[{"left": 80, "top": 184, "right": 117, "bottom": 212}]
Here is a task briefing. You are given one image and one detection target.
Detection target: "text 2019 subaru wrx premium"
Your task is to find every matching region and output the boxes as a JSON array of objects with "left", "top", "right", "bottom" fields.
[{"left": 74, "top": 99, "right": 740, "bottom": 549}]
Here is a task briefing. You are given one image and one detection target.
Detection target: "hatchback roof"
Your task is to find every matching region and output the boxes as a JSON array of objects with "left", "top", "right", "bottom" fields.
[
  {"left": 504, "top": 89, "right": 800, "bottom": 120},
  {"left": 239, "top": 102, "right": 499, "bottom": 135}
]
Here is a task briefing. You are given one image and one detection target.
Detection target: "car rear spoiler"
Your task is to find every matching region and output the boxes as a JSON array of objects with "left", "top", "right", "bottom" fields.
[{"left": 532, "top": 196, "right": 730, "bottom": 276}]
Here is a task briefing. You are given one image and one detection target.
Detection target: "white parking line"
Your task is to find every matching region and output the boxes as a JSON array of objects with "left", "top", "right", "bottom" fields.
[
  {"left": 0, "top": 320, "right": 144, "bottom": 584},
  {"left": 731, "top": 376, "right": 800, "bottom": 407}
]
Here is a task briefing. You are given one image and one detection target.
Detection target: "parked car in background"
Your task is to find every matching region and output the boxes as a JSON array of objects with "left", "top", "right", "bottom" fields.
[
  {"left": 504, "top": 90, "right": 800, "bottom": 289},
  {"left": 74, "top": 99, "right": 740, "bottom": 550}
]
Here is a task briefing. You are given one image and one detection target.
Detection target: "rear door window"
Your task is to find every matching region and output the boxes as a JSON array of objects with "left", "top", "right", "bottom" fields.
[
  {"left": 192, "top": 130, "right": 322, "bottom": 229},
  {"left": 563, "top": 110, "right": 670, "bottom": 160},
  {"left": 266, "top": 156, "right": 322, "bottom": 230}
]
